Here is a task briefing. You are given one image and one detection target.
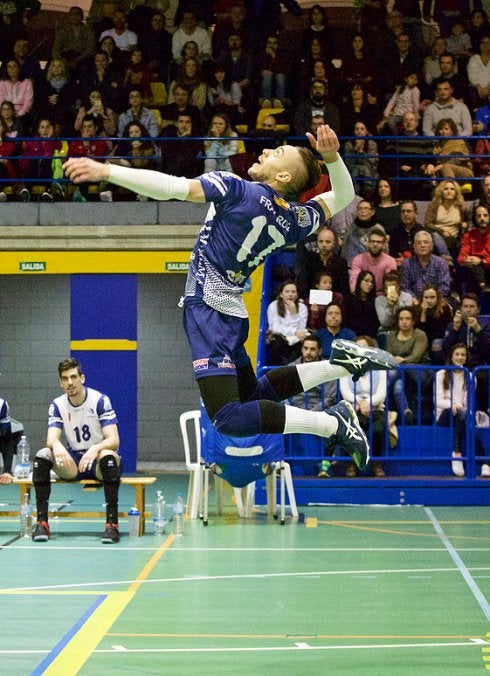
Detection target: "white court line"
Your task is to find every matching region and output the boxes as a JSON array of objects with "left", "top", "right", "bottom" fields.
[
  {"left": 2, "top": 565, "right": 490, "bottom": 593},
  {"left": 425, "top": 507, "right": 490, "bottom": 623},
  {"left": 91, "top": 640, "right": 486, "bottom": 655},
  {"left": 2, "top": 545, "right": 490, "bottom": 552}
]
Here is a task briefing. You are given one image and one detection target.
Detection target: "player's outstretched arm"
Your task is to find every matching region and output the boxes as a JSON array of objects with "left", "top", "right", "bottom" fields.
[
  {"left": 63, "top": 158, "right": 206, "bottom": 203},
  {"left": 306, "top": 124, "right": 355, "bottom": 221}
]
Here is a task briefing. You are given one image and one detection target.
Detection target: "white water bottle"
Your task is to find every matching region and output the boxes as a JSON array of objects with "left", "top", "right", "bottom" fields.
[
  {"left": 153, "top": 491, "right": 167, "bottom": 535},
  {"left": 15, "top": 435, "right": 30, "bottom": 479},
  {"left": 20, "top": 492, "right": 32, "bottom": 537},
  {"left": 173, "top": 493, "right": 184, "bottom": 536}
]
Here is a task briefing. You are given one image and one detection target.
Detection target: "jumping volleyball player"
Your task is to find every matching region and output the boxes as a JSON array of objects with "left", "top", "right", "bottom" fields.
[{"left": 64, "top": 125, "right": 397, "bottom": 472}]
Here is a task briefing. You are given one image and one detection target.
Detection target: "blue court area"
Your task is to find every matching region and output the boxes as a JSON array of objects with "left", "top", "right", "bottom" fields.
[{"left": 0, "top": 474, "right": 489, "bottom": 675}]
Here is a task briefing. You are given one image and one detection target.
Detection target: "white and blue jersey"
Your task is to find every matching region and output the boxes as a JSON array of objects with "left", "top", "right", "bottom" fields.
[
  {"left": 48, "top": 387, "right": 118, "bottom": 455},
  {"left": 184, "top": 172, "right": 324, "bottom": 318},
  {"left": 0, "top": 398, "right": 11, "bottom": 432}
]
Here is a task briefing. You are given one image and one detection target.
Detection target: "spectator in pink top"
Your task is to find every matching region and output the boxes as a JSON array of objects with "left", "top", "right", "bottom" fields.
[
  {"left": 349, "top": 226, "right": 397, "bottom": 293},
  {"left": 0, "top": 59, "right": 33, "bottom": 121}
]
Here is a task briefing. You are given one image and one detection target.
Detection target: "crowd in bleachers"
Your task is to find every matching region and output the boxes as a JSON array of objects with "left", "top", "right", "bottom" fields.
[{"left": 0, "top": 1, "right": 489, "bottom": 202}]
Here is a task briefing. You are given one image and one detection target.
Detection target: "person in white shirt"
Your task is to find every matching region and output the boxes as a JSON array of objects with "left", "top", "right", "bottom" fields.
[
  {"left": 267, "top": 280, "right": 309, "bottom": 365},
  {"left": 99, "top": 9, "right": 137, "bottom": 52},
  {"left": 172, "top": 10, "right": 211, "bottom": 65}
]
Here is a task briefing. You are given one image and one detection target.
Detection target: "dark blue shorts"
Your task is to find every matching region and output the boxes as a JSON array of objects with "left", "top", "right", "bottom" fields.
[{"left": 183, "top": 299, "right": 251, "bottom": 379}]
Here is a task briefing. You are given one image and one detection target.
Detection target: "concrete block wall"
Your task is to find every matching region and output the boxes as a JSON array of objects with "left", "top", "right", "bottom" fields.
[{"left": 0, "top": 274, "right": 199, "bottom": 466}]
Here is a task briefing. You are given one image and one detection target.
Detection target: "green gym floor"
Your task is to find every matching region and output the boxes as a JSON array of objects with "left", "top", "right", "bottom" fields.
[{"left": 0, "top": 475, "right": 489, "bottom": 675}]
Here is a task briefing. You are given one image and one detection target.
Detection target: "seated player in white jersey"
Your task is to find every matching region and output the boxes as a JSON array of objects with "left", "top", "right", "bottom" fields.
[
  {"left": 64, "top": 126, "right": 397, "bottom": 476},
  {"left": 32, "top": 358, "right": 122, "bottom": 543}
]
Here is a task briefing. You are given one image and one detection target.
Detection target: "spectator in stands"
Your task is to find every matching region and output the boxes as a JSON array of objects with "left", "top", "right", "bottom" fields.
[
  {"left": 315, "top": 302, "right": 356, "bottom": 358},
  {"left": 68, "top": 113, "right": 111, "bottom": 201},
  {"left": 381, "top": 32, "right": 423, "bottom": 98},
  {"left": 216, "top": 33, "right": 255, "bottom": 121},
  {"left": 159, "top": 113, "right": 204, "bottom": 178},
  {"left": 98, "top": 35, "right": 124, "bottom": 78},
  {"left": 288, "top": 334, "right": 337, "bottom": 414},
  {"left": 446, "top": 18, "right": 472, "bottom": 63},
  {"left": 80, "top": 50, "right": 120, "bottom": 110},
  {"left": 383, "top": 111, "right": 433, "bottom": 200},
  {"left": 246, "top": 0, "right": 302, "bottom": 50},
  {"left": 340, "top": 34, "right": 378, "bottom": 93},
  {"left": 340, "top": 334, "right": 389, "bottom": 477},
  {"left": 203, "top": 112, "right": 238, "bottom": 173},
  {"left": 424, "top": 118, "right": 473, "bottom": 182},
  {"left": 74, "top": 89, "right": 116, "bottom": 137},
  {"left": 301, "top": 4, "right": 334, "bottom": 64},
  {"left": 256, "top": 34, "right": 288, "bottom": 109},
  {"left": 424, "top": 179, "right": 468, "bottom": 258},
  {"left": 340, "top": 82, "right": 380, "bottom": 136},
  {"left": 206, "top": 62, "right": 247, "bottom": 128},
  {"left": 435, "top": 342, "right": 471, "bottom": 477},
  {"left": 293, "top": 78, "right": 340, "bottom": 136},
  {"left": 99, "top": 9, "right": 137, "bottom": 52},
  {"left": 344, "top": 270, "right": 379, "bottom": 338},
  {"left": 473, "top": 123, "right": 490, "bottom": 176},
  {"left": 172, "top": 10, "right": 211, "bottom": 66},
  {"left": 160, "top": 83, "right": 205, "bottom": 135},
  {"left": 424, "top": 36, "right": 448, "bottom": 88},
  {"left": 122, "top": 47, "right": 151, "bottom": 100},
  {"left": 457, "top": 204, "right": 490, "bottom": 295},
  {"left": 430, "top": 52, "right": 470, "bottom": 102},
  {"left": 477, "top": 173, "right": 490, "bottom": 211},
  {"left": 295, "top": 224, "right": 350, "bottom": 299},
  {"left": 387, "top": 305, "right": 430, "bottom": 424},
  {"left": 266, "top": 279, "right": 309, "bottom": 365},
  {"left": 343, "top": 120, "right": 378, "bottom": 199},
  {"left": 341, "top": 199, "right": 383, "bottom": 267},
  {"left": 6, "top": 38, "right": 42, "bottom": 87},
  {"left": 52, "top": 5, "right": 95, "bottom": 74},
  {"left": 388, "top": 199, "right": 424, "bottom": 260},
  {"left": 0, "top": 117, "right": 16, "bottom": 200},
  {"left": 328, "top": 193, "right": 363, "bottom": 246},
  {"left": 39, "top": 58, "right": 81, "bottom": 136},
  {"left": 0, "top": 99, "right": 22, "bottom": 139},
  {"left": 467, "top": 34, "right": 490, "bottom": 108},
  {"left": 400, "top": 230, "right": 451, "bottom": 300},
  {"left": 117, "top": 87, "right": 158, "bottom": 137},
  {"left": 0, "top": 58, "right": 33, "bottom": 125},
  {"left": 375, "top": 271, "right": 415, "bottom": 338},
  {"left": 298, "top": 35, "right": 339, "bottom": 102},
  {"left": 442, "top": 292, "right": 490, "bottom": 414},
  {"left": 469, "top": 9, "right": 490, "bottom": 53},
  {"left": 422, "top": 78, "right": 473, "bottom": 137},
  {"left": 18, "top": 117, "right": 63, "bottom": 203},
  {"left": 108, "top": 120, "right": 156, "bottom": 201},
  {"left": 138, "top": 11, "right": 172, "bottom": 83},
  {"left": 373, "top": 179, "right": 401, "bottom": 238},
  {"left": 212, "top": 2, "right": 255, "bottom": 59},
  {"left": 169, "top": 57, "right": 207, "bottom": 111},
  {"left": 350, "top": 227, "right": 397, "bottom": 294},
  {"left": 416, "top": 282, "right": 453, "bottom": 363},
  {"left": 305, "top": 271, "right": 343, "bottom": 331},
  {"left": 377, "top": 71, "right": 420, "bottom": 134}
]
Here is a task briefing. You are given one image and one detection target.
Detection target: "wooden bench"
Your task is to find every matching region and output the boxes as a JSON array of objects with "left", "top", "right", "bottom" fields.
[{"left": 13, "top": 476, "right": 156, "bottom": 536}]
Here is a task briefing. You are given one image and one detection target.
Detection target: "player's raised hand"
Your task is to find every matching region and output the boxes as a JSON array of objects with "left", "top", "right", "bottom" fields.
[
  {"left": 63, "top": 157, "right": 110, "bottom": 183},
  {"left": 306, "top": 124, "right": 339, "bottom": 163}
]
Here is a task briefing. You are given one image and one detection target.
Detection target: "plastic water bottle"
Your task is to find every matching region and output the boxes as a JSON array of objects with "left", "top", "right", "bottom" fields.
[
  {"left": 173, "top": 493, "right": 184, "bottom": 536},
  {"left": 153, "top": 491, "right": 167, "bottom": 535},
  {"left": 20, "top": 492, "right": 32, "bottom": 537},
  {"left": 15, "top": 435, "right": 30, "bottom": 479},
  {"left": 128, "top": 506, "right": 140, "bottom": 537}
]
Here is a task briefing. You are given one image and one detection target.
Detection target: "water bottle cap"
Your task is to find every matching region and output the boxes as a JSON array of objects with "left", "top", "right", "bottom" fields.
[{"left": 128, "top": 506, "right": 140, "bottom": 515}]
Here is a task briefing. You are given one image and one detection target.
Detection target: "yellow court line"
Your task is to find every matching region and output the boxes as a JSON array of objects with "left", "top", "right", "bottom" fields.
[
  {"left": 70, "top": 339, "right": 137, "bottom": 351},
  {"left": 43, "top": 534, "right": 174, "bottom": 675},
  {"left": 320, "top": 521, "right": 490, "bottom": 541}
]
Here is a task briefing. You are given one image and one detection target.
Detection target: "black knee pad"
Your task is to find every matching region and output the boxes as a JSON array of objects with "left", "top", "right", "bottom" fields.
[
  {"left": 99, "top": 455, "right": 120, "bottom": 483},
  {"left": 32, "top": 456, "right": 53, "bottom": 484}
]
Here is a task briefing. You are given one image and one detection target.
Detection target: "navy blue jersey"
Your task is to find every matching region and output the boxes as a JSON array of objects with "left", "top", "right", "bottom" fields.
[{"left": 184, "top": 172, "right": 324, "bottom": 317}]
